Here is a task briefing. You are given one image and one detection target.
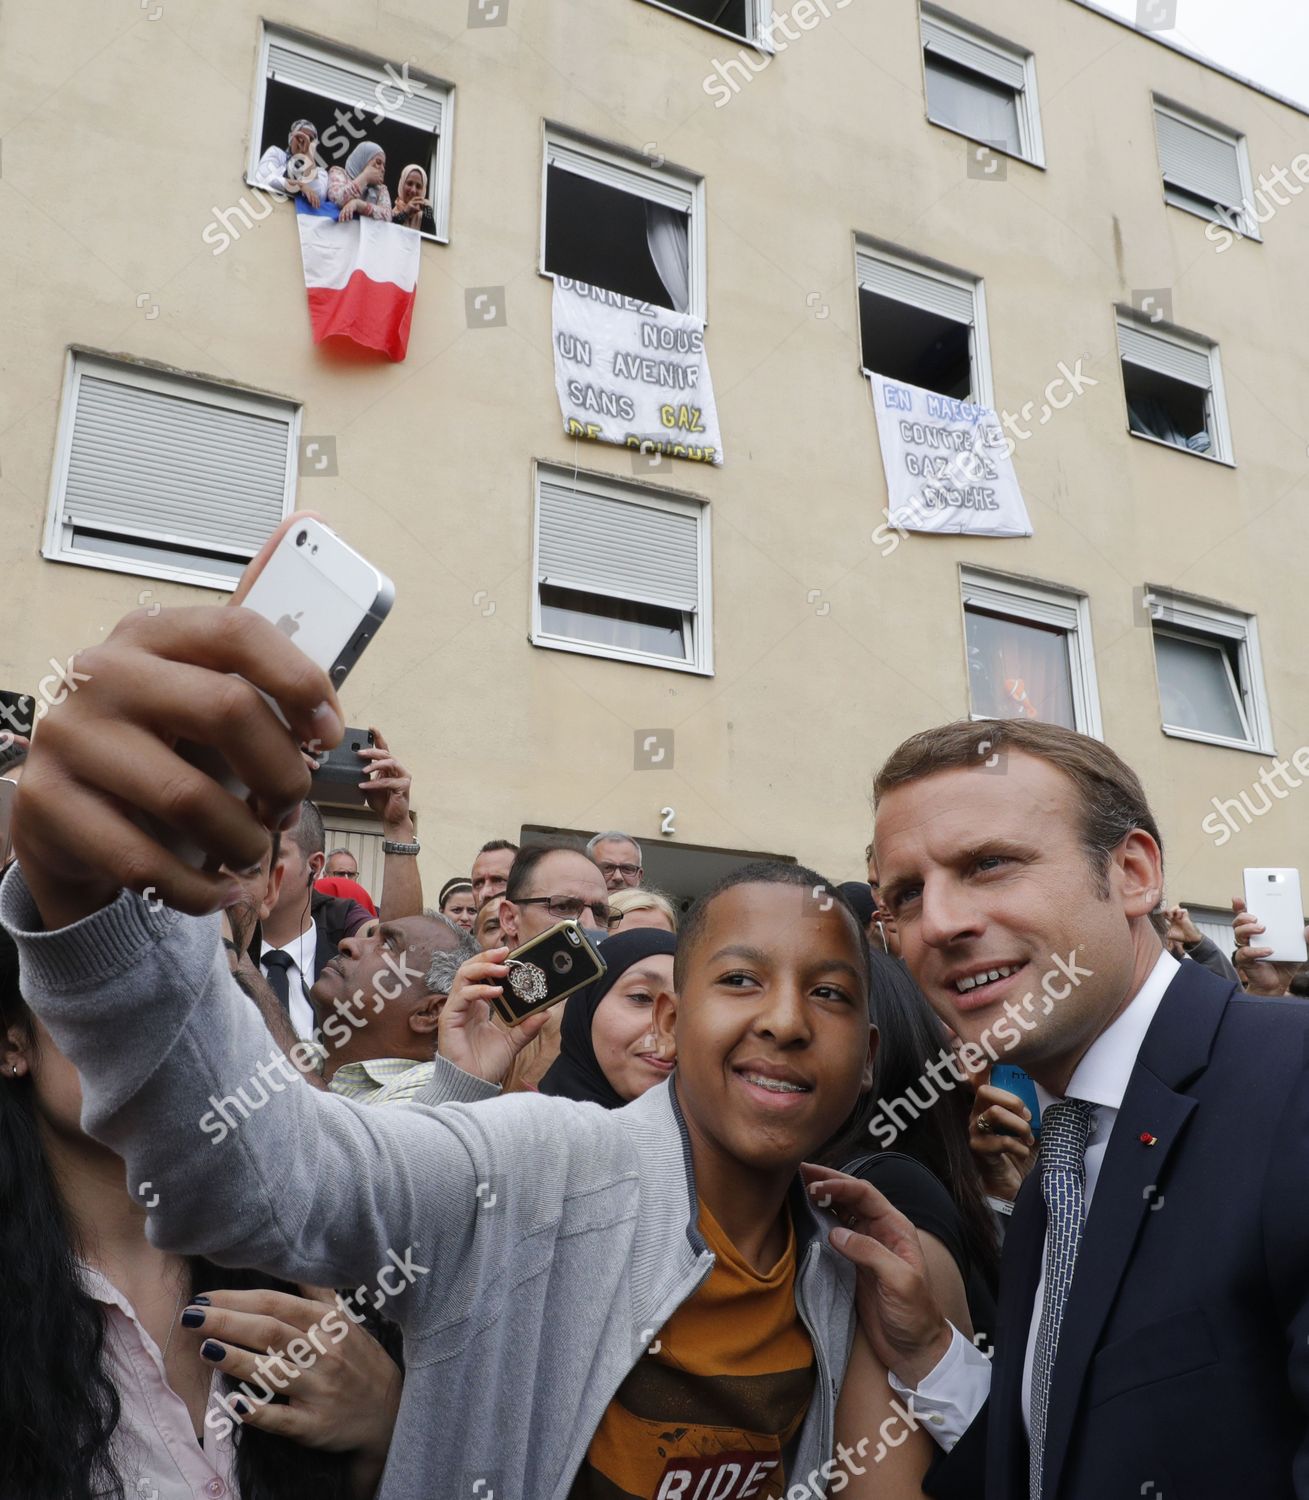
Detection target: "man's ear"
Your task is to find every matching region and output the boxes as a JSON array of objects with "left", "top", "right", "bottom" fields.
[
  {"left": 261, "top": 859, "right": 287, "bottom": 921},
  {"left": 1, "top": 1025, "right": 31, "bottom": 1079},
  {"left": 1116, "top": 829, "right": 1165, "bottom": 922},
  {"left": 308, "top": 851, "right": 326, "bottom": 884},
  {"left": 652, "top": 989, "right": 678, "bottom": 1060},
  {"left": 499, "top": 900, "right": 520, "bottom": 947},
  {"left": 409, "top": 992, "right": 444, "bottom": 1035}
]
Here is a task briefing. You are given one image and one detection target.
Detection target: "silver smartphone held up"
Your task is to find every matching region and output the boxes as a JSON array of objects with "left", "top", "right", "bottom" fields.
[{"left": 1242, "top": 868, "right": 1307, "bottom": 963}]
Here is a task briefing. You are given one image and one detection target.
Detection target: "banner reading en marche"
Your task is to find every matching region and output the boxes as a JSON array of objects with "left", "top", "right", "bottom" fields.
[
  {"left": 869, "top": 372, "right": 1032, "bottom": 537},
  {"left": 552, "top": 278, "right": 723, "bottom": 465}
]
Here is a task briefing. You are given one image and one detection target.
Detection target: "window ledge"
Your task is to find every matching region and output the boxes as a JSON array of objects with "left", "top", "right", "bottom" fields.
[
  {"left": 41, "top": 544, "right": 240, "bottom": 593},
  {"left": 1161, "top": 723, "right": 1272, "bottom": 756},
  {"left": 1164, "top": 196, "right": 1261, "bottom": 243},
  {"left": 241, "top": 180, "right": 448, "bottom": 243},
  {"left": 924, "top": 115, "right": 1045, "bottom": 171},
  {"left": 530, "top": 632, "right": 712, "bottom": 676},
  {"left": 1126, "top": 428, "right": 1236, "bottom": 467}
]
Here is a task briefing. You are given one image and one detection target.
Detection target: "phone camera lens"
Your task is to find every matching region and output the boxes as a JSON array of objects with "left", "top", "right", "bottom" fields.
[{"left": 295, "top": 529, "right": 308, "bottom": 547}]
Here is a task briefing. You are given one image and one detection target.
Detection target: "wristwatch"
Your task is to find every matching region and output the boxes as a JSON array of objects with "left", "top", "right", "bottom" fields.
[{"left": 382, "top": 837, "right": 421, "bottom": 856}]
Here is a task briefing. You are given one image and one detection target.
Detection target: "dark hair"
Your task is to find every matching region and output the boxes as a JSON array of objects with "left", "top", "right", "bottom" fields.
[
  {"left": 438, "top": 877, "right": 473, "bottom": 909},
  {"left": 673, "top": 861, "right": 871, "bottom": 999},
  {"left": 505, "top": 836, "right": 593, "bottom": 901},
  {"left": 289, "top": 800, "right": 326, "bottom": 862},
  {"left": 477, "top": 838, "right": 519, "bottom": 856},
  {"left": 823, "top": 951, "right": 1000, "bottom": 1288},
  {"left": 0, "top": 927, "right": 362, "bottom": 1500},
  {"left": 874, "top": 719, "right": 1168, "bottom": 938}
]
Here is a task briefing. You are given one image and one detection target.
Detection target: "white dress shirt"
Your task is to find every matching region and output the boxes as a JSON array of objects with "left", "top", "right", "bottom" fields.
[
  {"left": 259, "top": 919, "right": 318, "bottom": 1040},
  {"left": 891, "top": 949, "right": 1181, "bottom": 1449}
]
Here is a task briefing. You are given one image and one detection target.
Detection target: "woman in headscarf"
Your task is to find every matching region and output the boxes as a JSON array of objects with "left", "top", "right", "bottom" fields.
[
  {"left": 253, "top": 119, "right": 328, "bottom": 209},
  {"left": 391, "top": 163, "right": 431, "bottom": 231},
  {"left": 536, "top": 929, "right": 677, "bottom": 1108},
  {"left": 328, "top": 142, "right": 391, "bottom": 222}
]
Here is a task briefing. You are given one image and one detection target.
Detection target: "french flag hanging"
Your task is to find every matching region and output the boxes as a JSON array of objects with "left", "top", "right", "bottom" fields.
[{"left": 295, "top": 199, "right": 419, "bottom": 361}]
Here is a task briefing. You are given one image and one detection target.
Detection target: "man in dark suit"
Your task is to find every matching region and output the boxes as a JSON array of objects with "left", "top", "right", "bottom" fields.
[{"left": 807, "top": 718, "right": 1309, "bottom": 1499}]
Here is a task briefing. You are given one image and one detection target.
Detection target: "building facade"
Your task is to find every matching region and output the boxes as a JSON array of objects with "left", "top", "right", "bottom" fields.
[{"left": 2, "top": 0, "right": 1307, "bottom": 921}]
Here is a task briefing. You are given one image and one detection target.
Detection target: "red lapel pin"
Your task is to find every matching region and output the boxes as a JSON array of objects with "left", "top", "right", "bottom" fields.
[{"left": 1139, "top": 1131, "right": 1157, "bottom": 1146}]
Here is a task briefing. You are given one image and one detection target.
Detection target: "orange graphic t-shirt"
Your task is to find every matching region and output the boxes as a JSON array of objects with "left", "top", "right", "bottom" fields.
[{"left": 568, "top": 1197, "right": 815, "bottom": 1500}]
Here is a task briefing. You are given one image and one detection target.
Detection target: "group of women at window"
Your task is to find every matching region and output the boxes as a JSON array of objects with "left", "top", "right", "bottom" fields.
[{"left": 254, "top": 119, "right": 431, "bottom": 231}]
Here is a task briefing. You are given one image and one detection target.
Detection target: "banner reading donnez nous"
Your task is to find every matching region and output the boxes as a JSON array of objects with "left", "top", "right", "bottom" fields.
[
  {"left": 552, "top": 278, "right": 724, "bottom": 465},
  {"left": 869, "top": 372, "right": 1032, "bottom": 538}
]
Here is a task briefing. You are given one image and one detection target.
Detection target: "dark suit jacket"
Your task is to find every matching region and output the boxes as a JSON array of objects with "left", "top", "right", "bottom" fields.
[
  {"left": 250, "top": 891, "right": 372, "bottom": 988},
  {"left": 927, "top": 959, "right": 1309, "bottom": 1499}
]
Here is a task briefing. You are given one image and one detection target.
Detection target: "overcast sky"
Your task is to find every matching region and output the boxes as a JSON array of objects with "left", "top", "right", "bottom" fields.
[{"left": 1091, "top": 0, "right": 1309, "bottom": 108}]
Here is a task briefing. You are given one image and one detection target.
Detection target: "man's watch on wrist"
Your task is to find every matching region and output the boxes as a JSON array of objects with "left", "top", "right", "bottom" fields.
[{"left": 382, "top": 837, "right": 421, "bottom": 856}]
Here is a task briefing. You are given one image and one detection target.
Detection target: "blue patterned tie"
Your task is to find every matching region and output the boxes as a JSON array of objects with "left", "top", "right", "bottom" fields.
[{"left": 1029, "top": 1096, "right": 1097, "bottom": 1500}]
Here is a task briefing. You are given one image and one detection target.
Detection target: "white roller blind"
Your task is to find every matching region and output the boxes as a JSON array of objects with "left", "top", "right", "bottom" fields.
[
  {"left": 1118, "top": 323, "right": 1213, "bottom": 389},
  {"left": 857, "top": 250, "right": 975, "bottom": 324},
  {"left": 546, "top": 139, "right": 694, "bottom": 213},
  {"left": 268, "top": 39, "right": 445, "bottom": 134},
  {"left": 538, "top": 479, "right": 701, "bottom": 613},
  {"left": 921, "top": 15, "right": 1026, "bottom": 91},
  {"left": 62, "top": 373, "right": 293, "bottom": 557},
  {"left": 1154, "top": 108, "right": 1243, "bottom": 208}
]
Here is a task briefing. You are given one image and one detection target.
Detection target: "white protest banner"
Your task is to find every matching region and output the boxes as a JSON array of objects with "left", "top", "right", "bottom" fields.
[
  {"left": 552, "top": 277, "right": 723, "bottom": 465},
  {"left": 869, "top": 373, "right": 1032, "bottom": 537}
]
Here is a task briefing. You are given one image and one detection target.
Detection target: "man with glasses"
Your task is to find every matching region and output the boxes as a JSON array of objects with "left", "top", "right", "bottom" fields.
[
  {"left": 493, "top": 837, "right": 611, "bottom": 1089},
  {"left": 586, "top": 830, "right": 644, "bottom": 893},
  {"left": 499, "top": 837, "right": 611, "bottom": 949}
]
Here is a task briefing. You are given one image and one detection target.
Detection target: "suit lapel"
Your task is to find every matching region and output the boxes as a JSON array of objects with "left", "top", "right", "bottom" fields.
[{"left": 1038, "top": 963, "right": 1231, "bottom": 1498}]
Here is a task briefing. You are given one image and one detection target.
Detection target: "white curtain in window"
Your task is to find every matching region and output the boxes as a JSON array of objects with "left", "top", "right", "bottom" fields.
[{"left": 645, "top": 203, "right": 691, "bottom": 314}]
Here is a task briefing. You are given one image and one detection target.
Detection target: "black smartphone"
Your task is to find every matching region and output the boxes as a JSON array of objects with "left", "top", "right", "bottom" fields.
[
  {"left": 0, "top": 690, "right": 34, "bottom": 740},
  {"left": 491, "top": 921, "right": 607, "bottom": 1028},
  {"left": 309, "top": 727, "right": 376, "bottom": 807}
]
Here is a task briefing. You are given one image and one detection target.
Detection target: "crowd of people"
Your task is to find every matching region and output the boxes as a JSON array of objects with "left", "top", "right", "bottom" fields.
[
  {"left": 253, "top": 120, "right": 432, "bottom": 230},
  {"left": 1, "top": 543, "right": 1307, "bottom": 1499}
]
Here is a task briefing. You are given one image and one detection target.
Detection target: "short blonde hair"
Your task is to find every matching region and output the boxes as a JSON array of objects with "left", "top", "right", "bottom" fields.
[{"left": 606, "top": 886, "right": 678, "bottom": 933}]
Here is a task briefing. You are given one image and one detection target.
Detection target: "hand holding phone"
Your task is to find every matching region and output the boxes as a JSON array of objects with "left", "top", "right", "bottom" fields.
[
  {"left": 437, "top": 946, "right": 557, "bottom": 1085},
  {"left": 7, "top": 512, "right": 381, "bottom": 925},
  {"left": 489, "top": 921, "right": 607, "bottom": 1028},
  {"left": 1240, "top": 869, "right": 1307, "bottom": 963}
]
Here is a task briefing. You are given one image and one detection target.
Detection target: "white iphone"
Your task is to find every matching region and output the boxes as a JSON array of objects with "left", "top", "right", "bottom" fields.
[
  {"left": 1242, "top": 868, "right": 1307, "bottom": 963},
  {"left": 241, "top": 518, "right": 394, "bottom": 709},
  {"left": 160, "top": 517, "right": 394, "bottom": 865}
]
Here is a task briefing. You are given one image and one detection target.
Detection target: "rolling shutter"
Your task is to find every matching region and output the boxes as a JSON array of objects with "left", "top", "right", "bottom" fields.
[
  {"left": 921, "top": 15, "right": 1025, "bottom": 91},
  {"left": 856, "top": 250, "right": 975, "bottom": 324},
  {"left": 1118, "top": 323, "right": 1213, "bottom": 389},
  {"left": 1155, "top": 107, "right": 1243, "bottom": 209},
  {"left": 268, "top": 38, "right": 445, "bottom": 134},
  {"left": 538, "top": 478, "right": 701, "bottom": 613},
  {"left": 61, "top": 370, "right": 293, "bottom": 558}
]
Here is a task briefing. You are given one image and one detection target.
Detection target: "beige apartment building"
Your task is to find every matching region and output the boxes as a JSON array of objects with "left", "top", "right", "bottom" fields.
[{"left": 2, "top": 0, "right": 1307, "bottom": 931}]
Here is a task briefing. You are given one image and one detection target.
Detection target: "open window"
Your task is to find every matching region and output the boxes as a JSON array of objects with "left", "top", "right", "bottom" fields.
[
  {"left": 921, "top": 6, "right": 1044, "bottom": 165},
  {"left": 542, "top": 131, "right": 705, "bottom": 317},
  {"left": 1145, "top": 588, "right": 1271, "bottom": 752},
  {"left": 961, "top": 569, "right": 1101, "bottom": 735},
  {"left": 640, "top": 0, "right": 765, "bottom": 45},
  {"left": 1153, "top": 97, "right": 1257, "bottom": 240},
  {"left": 43, "top": 352, "right": 298, "bottom": 591},
  {"left": 249, "top": 26, "right": 453, "bottom": 241},
  {"left": 856, "top": 243, "right": 991, "bottom": 405},
  {"left": 532, "top": 463, "right": 712, "bottom": 674},
  {"left": 1117, "top": 314, "right": 1231, "bottom": 462}
]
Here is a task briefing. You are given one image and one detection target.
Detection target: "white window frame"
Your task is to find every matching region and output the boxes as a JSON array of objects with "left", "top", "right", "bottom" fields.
[
  {"left": 1144, "top": 586, "right": 1272, "bottom": 754},
  {"left": 1115, "top": 311, "right": 1233, "bottom": 465},
  {"left": 639, "top": 0, "right": 772, "bottom": 50},
  {"left": 540, "top": 127, "right": 707, "bottom": 321},
  {"left": 531, "top": 462, "right": 713, "bottom": 676},
  {"left": 855, "top": 239, "right": 994, "bottom": 408},
  {"left": 43, "top": 351, "right": 299, "bottom": 592},
  {"left": 959, "top": 568, "right": 1103, "bottom": 737},
  {"left": 247, "top": 25, "right": 455, "bottom": 244},
  {"left": 920, "top": 5, "right": 1044, "bottom": 167},
  {"left": 1152, "top": 96, "right": 1259, "bottom": 242}
]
